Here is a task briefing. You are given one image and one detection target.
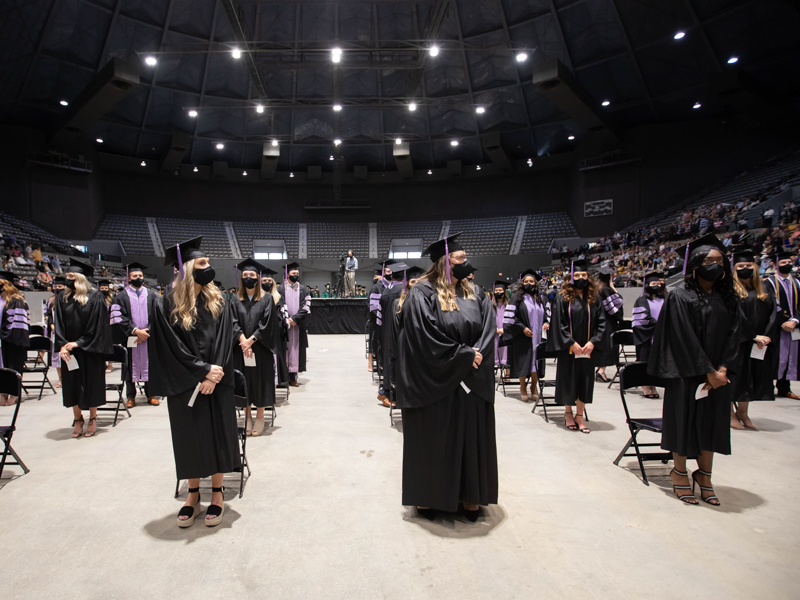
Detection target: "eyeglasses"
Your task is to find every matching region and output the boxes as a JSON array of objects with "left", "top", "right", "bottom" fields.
[{"left": 701, "top": 257, "right": 724, "bottom": 266}]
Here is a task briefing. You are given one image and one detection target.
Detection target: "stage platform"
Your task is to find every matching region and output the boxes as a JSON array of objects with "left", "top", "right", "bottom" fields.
[{"left": 308, "top": 298, "right": 368, "bottom": 335}]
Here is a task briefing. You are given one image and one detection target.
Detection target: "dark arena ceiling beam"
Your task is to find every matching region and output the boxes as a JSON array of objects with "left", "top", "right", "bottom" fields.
[{"left": 221, "top": 0, "right": 269, "bottom": 101}]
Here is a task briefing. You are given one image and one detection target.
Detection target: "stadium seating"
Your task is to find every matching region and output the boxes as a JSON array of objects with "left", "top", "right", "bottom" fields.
[
  {"left": 156, "top": 218, "right": 232, "bottom": 258},
  {"left": 307, "top": 223, "right": 370, "bottom": 259},
  {"left": 519, "top": 213, "right": 578, "bottom": 253},
  {"left": 94, "top": 214, "right": 155, "bottom": 255},
  {"left": 232, "top": 221, "right": 299, "bottom": 259}
]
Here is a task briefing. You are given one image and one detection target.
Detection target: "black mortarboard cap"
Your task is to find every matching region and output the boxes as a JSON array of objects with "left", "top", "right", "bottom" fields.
[
  {"left": 643, "top": 271, "right": 662, "bottom": 284},
  {"left": 259, "top": 267, "right": 278, "bottom": 276},
  {"left": 237, "top": 258, "right": 267, "bottom": 274},
  {"left": 164, "top": 237, "right": 205, "bottom": 280},
  {"left": 390, "top": 262, "right": 409, "bottom": 273},
  {"left": 214, "top": 281, "right": 224, "bottom": 289},
  {"left": 284, "top": 262, "right": 301, "bottom": 272},
  {"left": 732, "top": 247, "right": 755, "bottom": 264},
  {"left": 776, "top": 249, "right": 795, "bottom": 261},
  {"left": 65, "top": 258, "right": 94, "bottom": 278},
  {"left": 406, "top": 266, "right": 425, "bottom": 279},
  {"left": 520, "top": 268, "right": 540, "bottom": 281},
  {"left": 423, "top": 233, "right": 463, "bottom": 263},
  {"left": 493, "top": 279, "right": 509, "bottom": 288},
  {"left": 98, "top": 279, "right": 110, "bottom": 287},
  {"left": 54, "top": 276, "right": 66, "bottom": 285},
  {"left": 126, "top": 262, "right": 148, "bottom": 274},
  {"left": 675, "top": 234, "right": 727, "bottom": 274},
  {"left": 0, "top": 271, "right": 18, "bottom": 285}
]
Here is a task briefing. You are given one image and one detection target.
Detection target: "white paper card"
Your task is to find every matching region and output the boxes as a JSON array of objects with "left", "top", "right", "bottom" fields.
[
  {"left": 792, "top": 329, "right": 800, "bottom": 341},
  {"left": 575, "top": 354, "right": 590, "bottom": 359},
  {"left": 64, "top": 354, "right": 79, "bottom": 371},
  {"left": 750, "top": 343, "right": 766, "bottom": 361},
  {"left": 244, "top": 353, "right": 256, "bottom": 367},
  {"left": 127, "top": 336, "right": 138, "bottom": 348},
  {"left": 187, "top": 383, "right": 202, "bottom": 408},
  {"left": 460, "top": 381, "right": 471, "bottom": 394},
  {"left": 542, "top": 330, "right": 548, "bottom": 340},
  {"left": 696, "top": 384, "right": 709, "bottom": 399}
]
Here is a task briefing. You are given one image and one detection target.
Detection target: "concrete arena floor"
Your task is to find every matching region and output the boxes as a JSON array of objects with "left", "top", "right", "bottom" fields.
[{"left": 0, "top": 334, "right": 797, "bottom": 600}]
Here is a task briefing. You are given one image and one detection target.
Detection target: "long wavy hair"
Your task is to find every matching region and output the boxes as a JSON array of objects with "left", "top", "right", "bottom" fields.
[
  {"left": 170, "top": 259, "right": 224, "bottom": 330},
  {"left": 560, "top": 274, "right": 598, "bottom": 304},
  {"left": 684, "top": 245, "right": 739, "bottom": 314},
  {"left": 513, "top": 279, "right": 545, "bottom": 306},
  {"left": 397, "top": 274, "right": 423, "bottom": 311},
  {"left": 63, "top": 273, "right": 92, "bottom": 306},
  {"left": 733, "top": 263, "right": 768, "bottom": 301},
  {"left": 262, "top": 276, "right": 281, "bottom": 306},
  {"left": 419, "top": 255, "right": 475, "bottom": 312},
  {"left": 1, "top": 281, "right": 24, "bottom": 302},
  {"left": 238, "top": 270, "right": 264, "bottom": 302}
]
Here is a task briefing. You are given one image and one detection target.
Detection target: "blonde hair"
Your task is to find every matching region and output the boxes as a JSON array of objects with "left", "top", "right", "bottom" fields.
[
  {"left": 419, "top": 255, "right": 475, "bottom": 312},
  {"left": 1, "top": 281, "right": 24, "bottom": 302},
  {"left": 733, "top": 264, "right": 768, "bottom": 301},
  {"left": 170, "top": 259, "right": 225, "bottom": 330},
  {"left": 262, "top": 276, "right": 281, "bottom": 306},
  {"left": 63, "top": 273, "right": 92, "bottom": 306},
  {"left": 238, "top": 270, "right": 264, "bottom": 302}
]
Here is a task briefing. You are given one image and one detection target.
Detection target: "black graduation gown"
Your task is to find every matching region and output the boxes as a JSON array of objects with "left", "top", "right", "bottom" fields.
[
  {"left": 379, "top": 282, "right": 404, "bottom": 386},
  {"left": 148, "top": 291, "right": 240, "bottom": 480},
  {"left": 0, "top": 297, "right": 30, "bottom": 373},
  {"left": 648, "top": 286, "right": 743, "bottom": 458},
  {"left": 550, "top": 293, "right": 606, "bottom": 405},
  {"left": 273, "top": 293, "right": 290, "bottom": 385},
  {"left": 396, "top": 281, "right": 498, "bottom": 511},
  {"left": 368, "top": 280, "right": 387, "bottom": 356},
  {"left": 501, "top": 294, "right": 549, "bottom": 378},
  {"left": 632, "top": 295, "right": 664, "bottom": 362},
  {"left": 230, "top": 293, "right": 278, "bottom": 408},
  {"left": 54, "top": 290, "right": 112, "bottom": 410},
  {"left": 111, "top": 288, "right": 157, "bottom": 384},
  {"left": 277, "top": 283, "right": 310, "bottom": 373},
  {"left": 764, "top": 275, "right": 800, "bottom": 382},
  {"left": 731, "top": 287, "right": 778, "bottom": 402},
  {"left": 594, "top": 286, "right": 624, "bottom": 367},
  {"left": 388, "top": 296, "right": 403, "bottom": 395}
]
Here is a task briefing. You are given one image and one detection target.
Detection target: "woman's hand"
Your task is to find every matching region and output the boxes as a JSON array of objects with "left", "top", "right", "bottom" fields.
[
  {"left": 782, "top": 320, "right": 797, "bottom": 332},
  {"left": 472, "top": 348, "right": 483, "bottom": 369},
  {"left": 206, "top": 365, "right": 224, "bottom": 384},
  {"left": 244, "top": 347, "right": 254, "bottom": 359},
  {"left": 496, "top": 327, "right": 503, "bottom": 336},
  {"left": 523, "top": 327, "right": 533, "bottom": 338},
  {"left": 582, "top": 341, "right": 594, "bottom": 355},
  {"left": 754, "top": 335, "right": 771, "bottom": 349},
  {"left": 571, "top": 342, "right": 583, "bottom": 356},
  {"left": 543, "top": 323, "right": 550, "bottom": 332},
  {"left": 199, "top": 379, "right": 217, "bottom": 395},
  {"left": 706, "top": 370, "right": 729, "bottom": 389}
]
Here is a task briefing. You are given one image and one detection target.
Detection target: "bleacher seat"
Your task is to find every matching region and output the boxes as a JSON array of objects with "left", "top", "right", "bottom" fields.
[
  {"left": 306, "top": 223, "right": 369, "bottom": 259},
  {"left": 519, "top": 213, "right": 578, "bottom": 253},
  {"left": 157, "top": 218, "right": 232, "bottom": 258},
  {"left": 233, "top": 222, "right": 299, "bottom": 258},
  {"left": 95, "top": 215, "right": 155, "bottom": 255}
]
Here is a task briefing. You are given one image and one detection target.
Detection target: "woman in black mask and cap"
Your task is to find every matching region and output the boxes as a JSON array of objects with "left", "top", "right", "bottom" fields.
[
  {"left": 648, "top": 234, "right": 743, "bottom": 505},
  {"left": 0, "top": 271, "right": 31, "bottom": 406},
  {"left": 149, "top": 237, "right": 239, "bottom": 528},
  {"left": 550, "top": 259, "right": 606, "bottom": 433},
  {"left": 396, "top": 233, "right": 497, "bottom": 522},
  {"left": 632, "top": 271, "right": 667, "bottom": 398}
]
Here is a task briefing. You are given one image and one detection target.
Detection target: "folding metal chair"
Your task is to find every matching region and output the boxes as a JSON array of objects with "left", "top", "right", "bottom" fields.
[
  {"left": 97, "top": 345, "right": 131, "bottom": 426},
  {"left": 21, "top": 336, "right": 55, "bottom": 400},
  {"left": 29, "top": 325, "right": 45, "bottom": 337},
  {"left": 494, "top": 363, "right": 511, "bottom": 396},
  {"left": 532, "top": 341, "right": 588, "bottom": 423},
  {"left": 607, "top": 330, "right": 637, "bottom": 388},
  {"left": 389, "top": 380, "right": 399, "bottom": 427},
  {"left": 0, "top": 368, "right": 30, "bottom": 479},
  {"left": 613, "top": 362, "right": 671, "bottom": 485}
]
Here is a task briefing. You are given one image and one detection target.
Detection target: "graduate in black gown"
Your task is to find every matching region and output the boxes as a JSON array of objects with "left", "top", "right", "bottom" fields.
[
  {"left": 148, "top": 237, "right": 239, "bottom": 528},
  {"left": 368, "top": 259, "right": 399, "bottom": 376},
  {"left": 230, "top": 258, "right": 279, "bottom": 437},
  {"left": 262, "top": 270, "right": 289, "bottom": 386},
  {"left": 550, "top": 259, "right": 606, "bottom": 434},
  {"left": 54, "top": 259, "right": 112, "bottom": 439},
  {"left": 277, "top": 263, "right": 311, "bottom": 387},
  {"left": 632, "top": 272, "right": 667, "bottom": 398},
  {"left": 45, "top": 276, "right": 66, "bottom": 388},
  {"left": 396, "top": 234, "right": 497, "bottom": 521},
  {"left": 0, "top": 271, "right": 30, "bottom": 406},
  {"left": 730, "top": 248, "right": 778, "bottom": 431},
  {"left": 648, "top": 234, "right": 743, "bottom": 506},
  {"left": 388, "top": 266, "right": 425, "bottom": 409},
  {"left": 593, "top": 268, "right": 624, "bottom": 383},
  {"left": 377, "top": 262, "right": 408, "bottom": 406},
  {"left": 502, "top": 269, "right": 550, "bottom": 401}
]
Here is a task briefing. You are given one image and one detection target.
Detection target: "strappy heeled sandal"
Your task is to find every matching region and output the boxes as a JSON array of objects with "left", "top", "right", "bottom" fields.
[
  {"left": 72, "top": 416, "right": 85, "bottom": 439},
  {"left": 177, "top": 487, "right": 201, "bottom": 528},
  {"left": 565, "top": 414, "right": 578, "bottom": 431},
  {"left": 671, "top": 468, "right": 698, "bottom": 505},
  {"left": 205, "top": 486, "right": 225, "bottom": 527},
  {"left": 575, "top": 412, "right": 590, "bottom": 434},
  {"left": 692, "top": 469, "right": 720, "bottom": 506},
  {"left": 84, "top": 417, "right": 97, "bottom": 438}
]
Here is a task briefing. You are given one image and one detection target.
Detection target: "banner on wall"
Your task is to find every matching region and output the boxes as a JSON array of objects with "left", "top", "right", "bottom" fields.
[{"left": 584, "top": 199, "right": 613, "bottom": 217}]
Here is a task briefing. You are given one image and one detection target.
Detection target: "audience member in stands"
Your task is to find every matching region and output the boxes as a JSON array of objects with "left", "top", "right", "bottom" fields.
[
  {"left": 52, "top": 255, "right": 61, "bottom": 274},
  {"left": 0, "top": 271, "right": 30, "bottom": 406},
  {"left": 764, "top": 251, "right": 800, "bottom": 399},
  {"left": 55, "top": 259, "right": 112, "bottom": 439},
  {"left": 278, "top": 263, "right": 311, "bottom": 387}
]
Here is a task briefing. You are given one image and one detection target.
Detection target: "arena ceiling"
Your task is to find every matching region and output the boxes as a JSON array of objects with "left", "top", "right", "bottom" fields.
[{"left": 1, "top": 0, "right": 799, "bottom": 174}]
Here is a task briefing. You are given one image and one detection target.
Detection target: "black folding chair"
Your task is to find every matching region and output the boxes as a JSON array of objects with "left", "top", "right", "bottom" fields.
[
  {"left": 608, "top": 330, "right": 637, "bottom": 388},
  {"left": 494, "top": 363, "right": 512, "bottom": 396},
  {"left": 389, "top": 380, "right": 400, "bottom": 427},
  {"left": 21, "top": 336, "right": 55, "bottom": 400},
  {"left": 0, "top": 368, "right": 30, "bottom": 479},
  {"left": 29, "top": 325, "right": 45, "bottom": 337},
  {"left": 532, "top": 341, "right": 588, "bottom": 423},
  {"left": 613, "top": 362, "right": 671, "bottom": 485},
  {"left": 364, "top": 319, "right": 370, "bottom": 359},
  {"left": 97, "top": 345, "right": 131, "bottom": 426}
]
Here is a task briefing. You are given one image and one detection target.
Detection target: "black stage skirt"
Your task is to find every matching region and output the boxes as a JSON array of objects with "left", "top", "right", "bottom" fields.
[
  {"left": 661, "top": 377, "right": 731, "bottom": 458},
  {"left": 402, "top": 388, "right": 498, "bottom": 512},
  {"left": 61, "top": 349, "right": 107, "bottom": 410},
  {"left": 233, "top": 343, "right": 276, "bottom": 408},
  {"left": 554, "top": 350, "right": 596, "bottom": 405},
  {"left": 167, "top": 384, "right": 241, "bottom": 480},
  {"left": 1, "top": 343, "right": 26, "bottom": 374}
]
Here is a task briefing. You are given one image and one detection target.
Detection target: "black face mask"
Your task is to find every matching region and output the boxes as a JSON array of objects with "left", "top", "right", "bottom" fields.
[
  {"left": 289, "top": 274, "right": 299, "bottom": 283},
  {"left": 65, "top": 280, "right": 76, "bottom": 290},
  {"left": 451, "top": 259, "right": 473, "bottom": 281},
  {"left": 261, "top": 281, "right": 273, "bottom": 292},
  {"left": 647, "top": 285, "right": 661, "bottom": 295},
  {"left": 778, "top": 264, "right": 793, "bottom": 275},
  {"left": 494, "top": 292, "right": 506, "bottom": 300},
  {"left": 524, "top": 283, "right": 538, "bottom": 294},
  {"left": 573, "top": 278, "right": 589, "bottom": 290},
  {"left": 736, "top": 267, "right": 754, "bottom": 280},
  {"left": 129, "top": 278, "right": 144, "bottom": 288},
  {"left": 696, "top": 263, "right": 724, "bottom": 281},
  {"left": 193, "top": 266, "right": 216, "bottom": 286},
  {"left": 243, "top": 277, "right": 258, "bottom": 289}
]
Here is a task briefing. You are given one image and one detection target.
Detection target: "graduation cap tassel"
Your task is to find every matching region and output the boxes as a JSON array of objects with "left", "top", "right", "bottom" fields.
[
  {"left": 445, "top": 238, "right": 452, "bottom": 284},
  {"left": 682, "top": 240, "right": 690, "bottom": 276},
  {"left": 177, "top": 245, "right": 185, "bottom": 280},
  {"left": 126, "top": 265, "right": 129, "bottom": 283},
  {"left": 570, "top": 261, "right": 574, "bottom": 284}
]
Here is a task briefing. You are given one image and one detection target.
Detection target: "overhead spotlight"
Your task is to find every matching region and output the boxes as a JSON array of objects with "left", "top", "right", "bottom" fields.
[
  {"left": 140, "top": 161, "right": 146, "bottom": 167},
  {"left": 429, "top": 46, "right": 439, "bottom": 57},
  {"left": 256, "top": 105, "right": 264, "bottom": 114},
  {"left": 601, "top": 100, "right": 610, "bottom": 107},
  {"left": 144, "top": 56, "right": 157, "bottom": 66},
  {"left": 333, "top": 104, "right": 342, "bottom": 112},
  {"left": 271, "top": 139, "right": 278, "bottom": 147},
  {"left": 188, "top": 110, "right": 198, "bottom": 117},
  {"left": 450, "top": 140, "right": 459, "bottom": 146},
  {"left": 673, "top": 31, "right": 686, "bottom": 40},
  {"left": 329, "top": 155, "right": 334, "bottom": 160},
  {"left": 334, "top": 138, "right": 342, "bottom": 146},
  {"left": 216, "top": 143, "right": 224, "bottom": 149},
  {"left": 727, "top": 56, "right": 739, "bottom": 64},
  {"left": 242, "top": 170, "right": 247, "bottom": 176},
  {"left": 193, "top": 166, "right": 198, "bottom": 172},
  {"left": 427, "top": 169, "right": 432, "bottom": 175},
  {"left": 527, "top": 158, "right": 533, "bottom": 167},
  {"left": 95, "top": 138, "right": 103, "bottom": 144},
  {"left": 232, "top": 48, "right": 242, "bottom": 59},
  {"left": 395, "top": 138, "right": 402, "bottom": 145},
  {"left": 516, "top": 52, "right": 528, "bottom": 62},
  {"left": 408, "top": 102, "right": 417, "bottom": 112},
  {"left": 476, "top": 165, "right": 481, "bottom": 171},
  {"left": 693, "top": 102, "right": 702, "bottom": 109},
  {"left": 289, "top": 172, "right": 295, "bottom": 178},
  {"left": 475, "top": 106, "right": 485, "bottom": 114},
  {"left": 332, "top": 48, "right": 342, "bottom": 63},
  {"left": 568, "top": 135, "right": 575, "bottom": 140},
  {"left": 59, "top": 99, "right": 69, "bottom": 106}
]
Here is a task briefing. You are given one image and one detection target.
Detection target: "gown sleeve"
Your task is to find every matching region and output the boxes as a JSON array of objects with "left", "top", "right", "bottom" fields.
[
  {"left": 211, "top": 299, "right": 235, "bottom": 389},
  {"left": 255, "top": 296, "right": 279, "bottom": 352},
  {"left": 74, "top": 292, "right": 112, "bottom": 354},
  {"left": 550, "top": 295, "right": 575, "bottom": 351},
  {"left": 230, "top": 298, "right": 244, "bottom": 340},
  {"left": 631, "top": 296, "right": 655, "bottom": 346},
  {"left": 291, "top": 288, "right": 311, "bottom": 328},
  {"left": 110, "top": 291, "right": 134, "bottom": 337},
  {"left": 474, "top": 291, "right": 498, "bottom": 361},
  {"left": 764, "top": 289, "right": 779, "bottom": 341},
  {"left": 601, "top": 288, "right": 625, "bottom": 327},
  {"left": 501, "top": 300, "right": 526, "bottom": 343},
  {"left": 1, "top": 298, "right": 30, "bottom": 347},
  {"left": 589, "top": 299, "right": 607, "bottom": 346},
  {"left": 719, "top": 298, "right": 744, "bottom": 373}
]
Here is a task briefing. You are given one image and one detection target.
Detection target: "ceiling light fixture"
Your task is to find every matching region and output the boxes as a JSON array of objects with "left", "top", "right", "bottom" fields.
[
  {"left": 334, "top": 139, "right": 342, "bottom": 146},
  {"left": 242, "top": 170, "right": 247, "bottom": 176},
  {"left": 332, "top": 48, "right": 342, "bottom": 63},
  {"left": 232, "top": 48, "right": 241, "bottom": 59},
  {"left": 59, "top": 100, "right": 69, "bottom": 106},
  {"left": 144, "top": 56, "right": 157, "bottom": 66},
  {"left": 395, "top": 138, "right": 402, "bottom": 145},
  {"left": 140, "top": 161, "right": 146, "bottom": 167},
  {"left": 289, "top": 172, "right": 294, "bottom": 178},
  {"left": 693, "top": 102, "right": 702, "bottom": 109},
  {"left": 429, "top": 46, "right": 439, "bottom": 57},
  {"left": 527, "top": 158, "right": 533, "bottom": 167},
  {"left": 271, "top": 139, "right": 278, "bottom": 147},
  {"left": 188, "top": 110, "right": 198, "bottom": 117},
  {"left": 427, "top": 170, "right": 432, "bottom": 175},
  {"left": 568, "top": 135, "right": 575, "bottom": 140},
  {"left": 602, "top": 100, "right": 610, "bottom": 107},
  {"left": 408, "top": 102, "right": 417, "bottom": 112},
  {"left": 193, "top": 167, "right": 198, "bottom": 172},
  {"left": 475, "top": 106, "right": 485, "bottom": 114},
  {"left": 329, "top": 155, "right": 334, "bottom": 160},
  {"left": 95, "top": 138, "right": 103, "bottom": 143},
  {"left": 333, "top": 104, "right": 342, "bottom": 112},
  {"left": 256, "top": 105, "right": 264, "bottom": 113},
  {"left": 450, "top": 140, "right": 459, "bottom": 146},
  {"left": 728, "top": 56, "right": 739, "bottom": 64},
  {"left": 216, "top": 143, "right": 224, "bottom": 149},
  {"left": 476, "top": 165, "right": 481, "bottom": 171},
  {"left": 516, "top": 52, "right": 528, "bottom": 62},
  {"left": 673, "top": 31, "right": 686, "bottom": 40}
]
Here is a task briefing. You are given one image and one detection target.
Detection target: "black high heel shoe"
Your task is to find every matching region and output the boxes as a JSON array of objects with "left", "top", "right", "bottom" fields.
[
  {"left": 670, "top": 468, "right": 698, "bottom": 505},
  {"left": 416, "top": 507, "right": 436, "bottom": 521},
  {"left": 595, "top": 370, "right": 609, "bottom": 383},
  {"left": 177, "top": 487, "right": 201, "bottom": 528},
  {"left": 692, "top": 469, "right": 720, "bottom": 506},
  {"left": 463, "top": 506, "right": 481, "bottom": 523},
  {"left": 205, "top": 486, "right": 225, "bottom": 527}
]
